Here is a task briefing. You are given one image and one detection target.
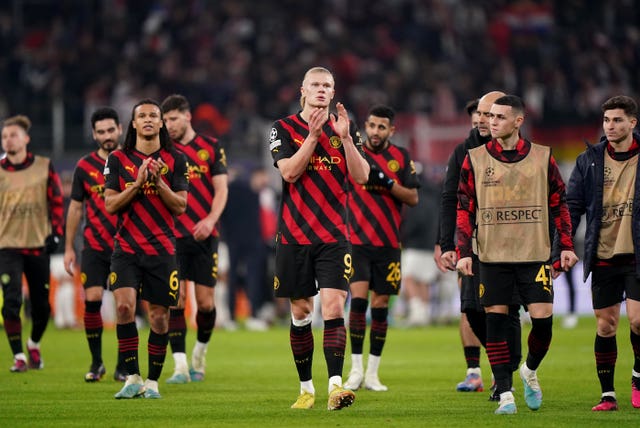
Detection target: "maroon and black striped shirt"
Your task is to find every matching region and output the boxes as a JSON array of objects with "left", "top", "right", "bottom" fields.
[
  {"left": 174, "top": 134, "right": 227, "bottom": 239},
  {"left": 70, "top": 151, "right": 118, "bottom": 252},
  {"left": 270, "top": 113, "right": 363, "bottom": 245},
  {"left": 349, "top": 144, "right": 419, "bottom": 248},
  {"left": 104, "top": 148, "right": 189, "bottom": 255},
  {"left": 457, "top": 138, "right": 573, "bottom": 259}
]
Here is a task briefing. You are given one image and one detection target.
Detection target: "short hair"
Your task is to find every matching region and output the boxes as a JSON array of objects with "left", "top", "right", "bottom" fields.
[
  {"left": 601, "top": 95, "right": 638, "bottom": 118},
  {"left": 3, "top": 114, "right": 31, "bottom": 132},
  {"left": 465, "top": 99, "right": 479, "bottom": 116},
  {"left": 368, "top": 105, "right": 395, "bottom": 124},
  {"left": 494, "top": 95, "right": 525, "bottom": 115},
  {"left": 161, "top": 94, "right": 191, "bottom": 114},
  {"left": 90, "top": 107, "right": 119, "bottom": 129}
]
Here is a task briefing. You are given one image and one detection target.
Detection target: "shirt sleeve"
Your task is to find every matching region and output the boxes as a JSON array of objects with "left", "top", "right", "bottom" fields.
[
  {"left": 456, "top": 154, "right": 476, "bottom": 258},
  {"left": 104, "top": 153, "right": 120, "bottom": 191},
  {"left": 548, "top": 155, "right": 574, "bottom": 251},
  {"left": 269, "top": 121, "right": 295, "bottom": 165},
  {"left": 47, "top": 161, "right": 65, "bottom": 236},
  {"left": 172, "top": 152, "right": 190, "bottom": 192},
  {"left": 210, "top": 140, "right": 228, "bottom": 176}
]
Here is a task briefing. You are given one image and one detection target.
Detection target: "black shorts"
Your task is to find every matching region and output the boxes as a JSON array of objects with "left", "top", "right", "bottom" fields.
[
  {"left": 591, "top": 264, "right": 640, "bottom": 309},
  {"left": 479, "top": 261, "right": 553, "bottom": 307},
  {"left": 351, "top": 244, "right": 401, "bottom": 295},
  {"left": 176, "top": 236, "right": 218, "bottom": 287},
  {"left": 109, "top": 249, "right": 179, "bottom": 307},
  {"left": 460, "top": 255, "right": 483, "bottom": 313},
  {"left": 81, "top": 248, "right": 112, "bottom": 289},
  {"left": 274, "top": 241, "right": 351, "bottom": 299}
]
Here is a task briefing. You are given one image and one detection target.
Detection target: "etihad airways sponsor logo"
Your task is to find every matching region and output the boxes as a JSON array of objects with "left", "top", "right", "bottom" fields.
[
  {"left": 479, "top": 206, "right": 543, "bottom": 224},
  {"left": 308, "top": 155, "right": 342, "bottom": 171}
]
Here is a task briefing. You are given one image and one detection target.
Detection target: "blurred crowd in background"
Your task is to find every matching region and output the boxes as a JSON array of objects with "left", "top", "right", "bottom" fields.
[{"left": 2, "top": 0, "right": 632, "bottom": 329}]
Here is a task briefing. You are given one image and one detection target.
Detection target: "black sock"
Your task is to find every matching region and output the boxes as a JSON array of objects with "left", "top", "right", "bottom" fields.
[
  {"left": 323, "top": 318, "right": 346, "bottom": 378},
  {"left": 370, "top": 307, "right": 388, "bottom": 356},
  {"left": 348, "top": 298, "right": 367, "bottom": 355},
  {"left": 168, "top": 308, "right": 186, "bottom": 353},
  {"left": 486, "top": 312, "right": 510, "bottom": 394},
  {"left": 464, "top": 346, "right": 481, "bottom": 369},
  {"left": 290, "top": 322, "right": 314, "bottom": 381},
  {"left": 117, "top": 322, "right": 139, "bottom": 376},
  {"left": 526, "top": 316, "right": 553, "bottom": 370},
  {"left": 595, "top": 334, "right": 617, "bottom": 394},
  {"left": 148, "top": 330, "right": 169, "bottom": 381},
  {"left": 84, "top": 300, "right": 103, "bottom": 366},
  {"left": 196, "top": 308, "right": 216, "bottom": 344}
]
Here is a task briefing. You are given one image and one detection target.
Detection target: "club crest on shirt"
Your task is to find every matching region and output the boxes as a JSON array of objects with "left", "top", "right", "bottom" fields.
[
  {"left": 197, "top": 149, "right": 210, "bottom": 161},
  {"left": 330, "top": 136, "right": 342, "bottom": 149},
  {"left": 387, "top": 159, "right": 400, "bottom": 172}
]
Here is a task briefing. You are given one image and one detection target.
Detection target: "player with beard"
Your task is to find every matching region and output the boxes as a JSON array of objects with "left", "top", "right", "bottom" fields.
[
  {"left": 64, "top": 107, "right": 129, "bottom": 382},
  {"left": 343, "top": 105, "right": 419, "bottom": 392},
  {"left": 161, "top": 94, "right": 228, "bottom": 384}
]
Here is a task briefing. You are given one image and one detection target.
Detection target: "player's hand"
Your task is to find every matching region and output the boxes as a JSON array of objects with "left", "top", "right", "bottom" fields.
[
  {"left": 433, "top": 244, "right": 448, "bottom": 273},
  {"left": 440, "top": 250, "right": 458, "bottom": 272},
  {"left": 63, "top": 249, "right": 76, "bottom": 276},
  {"left": 367, "top": 165, "right": 394, "bottom": 190},
  {"left": 193, "top": 217, "right": 215, "bottom": 241},
  {"left": 330, "top": 102, "right": 350, "bottom": 139},
  {"left": 148, "top": 157, "right": 167, "bottom": 184},
  {"left": 307, "top": 107, "right": 325, "bottom": 140},
  {"left": 456, "top": 257, "right": 473, "bottom": 276},
  {"left": 560, "top": 250, "right": 579, "bottom": 271},
  {"left": 135, "top": 158, "right": 152, "bottom": 186}
]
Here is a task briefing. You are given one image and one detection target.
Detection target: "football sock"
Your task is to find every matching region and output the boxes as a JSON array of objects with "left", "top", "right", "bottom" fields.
[
  {"left": 595, "top": 334, "right": 617, "bottom": 394},
  {"left": 323, "top": 318, "right": 346, "bottom": 378},
  {"left": 84, "top": 300, "right": 103, "bottom": 366}
]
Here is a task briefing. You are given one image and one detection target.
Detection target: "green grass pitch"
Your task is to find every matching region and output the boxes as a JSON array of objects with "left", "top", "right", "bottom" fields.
[{"left": 1, "top": 316, "right": 638, "bottom": 427}]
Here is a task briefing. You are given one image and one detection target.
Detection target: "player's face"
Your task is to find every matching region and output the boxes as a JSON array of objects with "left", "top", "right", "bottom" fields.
[
  {"left": 301, "top": 71, "right": 335, "bottom": 109},
  {"left": 490, "top": 104, "right": 522, "bottom": 140},
  {"left": 603, "top": 108, "right": 637, "bottom": 145},
  {"left": 1, "top": 125, "right": 30, "bottom": 155},
  {"left": 365, "top": 115, "right": 395, "bottom": 152},
  {"left": 163, "top": 109, "right": 190, "bottom": 142},
  {"left": 132, "top": 104, "right": 163, "bottom": 139},
  {"left": 471, "top": 111, "right": 480, "bottom": 129},
  {"left": 476, "top": 99, "right": 494, "bottom": 137},
  {"left": 92, "top": 118, "right": 121, "bottom": 153}
]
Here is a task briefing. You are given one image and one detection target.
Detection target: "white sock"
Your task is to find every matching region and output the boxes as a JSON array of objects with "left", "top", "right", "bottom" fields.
[
  {"left": 193, "top": 341, "right": 208, "bottom": 355},
  {"left": 467, "top": 367, "right": 481, "bottom": 376},
  {"left": 125, "top": 374, "right": 143, "bottom": 386},
  {"left": 144, "top": 379, "right": 159, "bottom": 391},
  {"left": 173, "top": 352, "right": 188, "bottom": 372},
  {"left": 366, "top": 355, "right": 381, "bottom": 376},
  {"left": 602, "top": 391, "right": 616, "bottom": 399},
  {"left": 328, "top": 375, "right": 342, "bottom": 393},
  {"left": 632, "top": 369, "right": 640, "bottom": 378},
  {"left": 351, "top": 354, "right": 363, "bottom": 372},
  {"left": 27, "top": 338, "right": 39, "bottom": 349},
  {"left": 14, "top": 352, "right": 27, "bottom": 362},
  {"left": 300, "top": 380, "right": 315, "bottom": 395},
  {"left": 521, "top": 362, "right": 535, "bottom": 377}
]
